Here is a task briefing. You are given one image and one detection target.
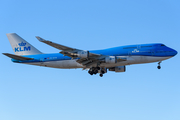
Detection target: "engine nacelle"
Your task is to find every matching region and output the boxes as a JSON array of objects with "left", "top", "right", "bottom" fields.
[
  {"left": 109, "top": 66, "right": 126, "bottom": 72},
  {"left": 105, "top": 56, "right": 117, "bottom": 64},
  {"left": 77, "top": 50, "right": 89, "bottom": 58}
]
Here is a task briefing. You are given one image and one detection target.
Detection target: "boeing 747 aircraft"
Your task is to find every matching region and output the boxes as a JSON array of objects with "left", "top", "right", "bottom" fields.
[{"left": 3, "top": 33, "right": 177, "bottom": 77}]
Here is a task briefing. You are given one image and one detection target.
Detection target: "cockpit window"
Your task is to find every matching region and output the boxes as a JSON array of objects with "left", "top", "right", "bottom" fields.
[{"left": 161, "top": 44, "right": 165, "bottom": 46}]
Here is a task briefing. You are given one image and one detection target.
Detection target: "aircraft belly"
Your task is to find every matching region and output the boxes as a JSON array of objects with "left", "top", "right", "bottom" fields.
[
  {"left": 24, "top": 56, "right": 171, "bottom": 69},
  {"left": 44, "top": 60, "right": 83, "bottom": 68},
  {"left": 100, "top": 56, "right": 171, "bottom": 67},
  {"left": 125, "top": 56, "right": 171, "bottom": 64},
  {"left": 24, "top": 60, "right": 83, "bottom": 69}
]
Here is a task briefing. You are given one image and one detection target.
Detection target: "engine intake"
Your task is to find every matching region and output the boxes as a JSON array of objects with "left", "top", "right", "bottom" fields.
[
  {"left": 109, "top": 66, "right": 126, "bottom": 72},
  {"left": 77, "top": 50, "right": 89, "bottom": 58},
  {"left": 105, "top": 56, "right": 117, "bottom": 64}
]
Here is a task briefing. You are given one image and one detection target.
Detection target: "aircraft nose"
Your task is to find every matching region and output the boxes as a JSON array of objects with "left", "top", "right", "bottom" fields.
[
  {"left": 167, "top": 47, "right": 178, "bottom": 57},
  {"left": 173, "top": 49, "right": 178, "bottom": 56}
]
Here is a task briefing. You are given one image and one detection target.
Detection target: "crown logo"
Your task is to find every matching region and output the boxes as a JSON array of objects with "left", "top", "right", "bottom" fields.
[{"left": 18, "top": 42, "right": 26, "bottom": 46}]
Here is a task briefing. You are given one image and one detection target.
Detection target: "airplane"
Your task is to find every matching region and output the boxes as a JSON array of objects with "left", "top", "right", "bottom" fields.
[{"left": 3, "top": 33, "right": 177, "bottom": 77}]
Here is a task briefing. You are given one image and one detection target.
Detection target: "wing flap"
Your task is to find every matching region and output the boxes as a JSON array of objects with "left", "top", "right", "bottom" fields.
[
  {"left": 116, "top": 57, "right": 127, "bottom": 62},
  {"left": 3, "top": 53, "right": 34, "bottom": 60}
]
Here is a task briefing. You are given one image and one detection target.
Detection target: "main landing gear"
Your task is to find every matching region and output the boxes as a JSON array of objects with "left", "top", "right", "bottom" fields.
[
  {"left": 88, "top": 67, "right": 100, "bottom": 75},
  {"left": 100, "top": 74, "right": 103, "bottom": 77},
  {"left": 88, "top": 67, "right": 106, "bottom": 77},
  {"left": 157, "top": 61, "right": 161, "bottom": 69}
]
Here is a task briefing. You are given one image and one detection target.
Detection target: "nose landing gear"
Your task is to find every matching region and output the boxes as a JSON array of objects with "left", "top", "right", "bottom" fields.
[
  {"left": 157, "top": 61, "right": 161, "bottom": 69},
  {"left": 157, "top": 66, "right": 161, "bottom": 69}
]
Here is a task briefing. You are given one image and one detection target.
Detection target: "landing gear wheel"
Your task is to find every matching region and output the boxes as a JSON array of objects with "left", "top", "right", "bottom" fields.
[
  {"left": 88, "top": 70, "right": 93, "bottom": 75},
  {"left": 157, "top": 66, "right": 161, "bottom": 69},
  {"left": 94, "top": 70, "right": 98, "bottom": 74},
  {"left": 100, "top": 74, "right": 103, "bottom": 77}
]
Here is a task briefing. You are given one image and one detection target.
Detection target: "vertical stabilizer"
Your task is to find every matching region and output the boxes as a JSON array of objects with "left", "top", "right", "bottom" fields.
[{"left": 6, "top": 33, "right": 42, "bottom": 55}]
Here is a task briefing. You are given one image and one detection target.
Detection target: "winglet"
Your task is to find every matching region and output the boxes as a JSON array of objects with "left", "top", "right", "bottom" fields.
[{"left": 35, "top": 36, "right": 45, "bottom": 42}]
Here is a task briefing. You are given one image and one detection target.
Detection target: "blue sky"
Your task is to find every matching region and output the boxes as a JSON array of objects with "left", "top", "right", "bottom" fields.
[{"left": 0, "top": 0, "right": 180, "bottom": 120}]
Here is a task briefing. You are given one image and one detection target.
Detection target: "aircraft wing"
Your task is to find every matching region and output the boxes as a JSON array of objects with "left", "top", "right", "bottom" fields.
[
  {"left": 3, "top": 53, "right": 34, "bottom": 61},
  {"left": 36, "top": 36, "right": 126, "bottom": 68},
  {"left": 36, "top": 36, "right": 101, "bottom": 57},
  {"left": 36, "top": 36, "right": 103, "bottom": 65}
]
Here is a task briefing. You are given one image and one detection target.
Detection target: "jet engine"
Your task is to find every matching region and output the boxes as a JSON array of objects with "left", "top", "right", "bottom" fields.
[
  {"left": 105, "top": 56, "right": 117, "bottom": 64},
  {"left": 109, "top": 66, "right": 126, "bottom": 72},
  {"left": 77, "top": 50, "right": 89, "bottom": 58}
]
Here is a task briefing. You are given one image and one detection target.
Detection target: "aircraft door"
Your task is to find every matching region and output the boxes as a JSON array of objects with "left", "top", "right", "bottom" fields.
[
  {"left": 128, "top": 51, "right": 132, "bottom": 56},
  {"left": 137, "top": 45, "right": 141, "bottom": 50},
  {"left": 40, "top": 58, "right": 45, "bottom": 66},
  {"left": 40, "top": 58, "right": 44, "bottom": 62},
  {"left": 151, "top": 50, "right": 155, "bottom": 55}
]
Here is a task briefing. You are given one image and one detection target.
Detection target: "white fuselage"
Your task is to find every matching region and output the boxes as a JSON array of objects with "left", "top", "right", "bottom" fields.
[{"left": 24, "top": 56, "right": 171, "bottom": 69}]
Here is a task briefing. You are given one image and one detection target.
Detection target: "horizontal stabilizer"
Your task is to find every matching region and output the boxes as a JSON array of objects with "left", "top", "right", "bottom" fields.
[{"left": 3, "top": 53, "right": 34, "bottom": 61}]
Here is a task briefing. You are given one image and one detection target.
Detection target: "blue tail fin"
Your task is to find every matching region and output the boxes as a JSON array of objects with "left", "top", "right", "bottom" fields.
[{"left": 6, "top": 33, "right": 42, "bottom": 55}]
